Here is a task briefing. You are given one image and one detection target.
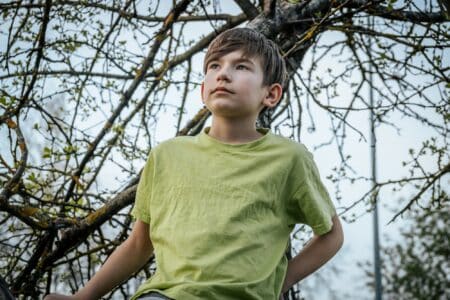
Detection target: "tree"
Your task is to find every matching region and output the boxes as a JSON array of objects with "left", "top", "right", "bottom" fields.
[
  {"left": 0, "top": 0, "right": 448, "bottom": 298},
  {"left": 361, "top": 193, "right": 449, "bottom": 299}
]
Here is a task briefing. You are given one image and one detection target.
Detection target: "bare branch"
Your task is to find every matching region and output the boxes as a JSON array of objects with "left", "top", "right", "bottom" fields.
[{"left": 234, "top": 0, "right": 260, "bottom": 19}]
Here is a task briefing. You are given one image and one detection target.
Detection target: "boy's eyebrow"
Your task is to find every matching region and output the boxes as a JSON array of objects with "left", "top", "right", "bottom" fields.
[
  {"left": 233, "top": 57, "right": 255, "bottom": 65},
  {"left": 209, "top": 57, "right": 256, "bottom": 66}
]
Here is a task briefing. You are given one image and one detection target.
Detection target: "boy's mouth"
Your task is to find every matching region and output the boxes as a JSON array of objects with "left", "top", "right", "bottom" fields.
[{"left": 212, "top": 87, "right": 233, "bottom": 94}]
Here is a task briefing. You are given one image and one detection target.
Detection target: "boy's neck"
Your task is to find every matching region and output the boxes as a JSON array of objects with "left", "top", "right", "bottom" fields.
[{"left": 208, "top": 117, "right": 263, "bottom": 144}]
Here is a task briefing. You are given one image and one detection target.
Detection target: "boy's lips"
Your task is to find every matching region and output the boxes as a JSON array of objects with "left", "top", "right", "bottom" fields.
[{"left": 212, "top": 87, "right": 233, "bottom": 94}]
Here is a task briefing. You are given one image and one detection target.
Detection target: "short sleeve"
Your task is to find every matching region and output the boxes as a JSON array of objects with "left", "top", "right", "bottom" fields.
[
  {"left": 130, "top": 152, "right": 155, "bottom": 224},
  {"left": 287, "top": 147, "right": 336, "bottom": 235}
]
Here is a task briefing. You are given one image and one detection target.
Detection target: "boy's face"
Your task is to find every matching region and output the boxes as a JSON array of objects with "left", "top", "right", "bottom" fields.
[{"left": 201, "top": 50, "right": 280, "bottom": 120}]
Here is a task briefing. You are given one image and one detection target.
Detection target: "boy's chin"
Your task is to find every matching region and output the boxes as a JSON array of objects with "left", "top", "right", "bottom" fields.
[{"left": 206, "top": 100, "right": 259, "bottom": 119}]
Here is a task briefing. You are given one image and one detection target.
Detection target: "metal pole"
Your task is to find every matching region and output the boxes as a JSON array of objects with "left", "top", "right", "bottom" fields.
[{"left": 368, "top": 15, "right": 382, "bottom": 300}]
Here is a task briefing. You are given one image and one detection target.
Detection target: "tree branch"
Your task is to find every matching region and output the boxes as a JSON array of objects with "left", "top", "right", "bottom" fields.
[
  {"left": 0, "top": 0, "right": 52, "bottom": 125},
  {"left": 367, "top": 5, "right": 449, "bottom": 23},
  {"left": 62, "top": 0, "right": 193, "bottom": 204},
  {"left": 388, "top": 162, "right": 450, "bottom": 224},
  {"left": 234, "top": 0, "right": 260, "bottom": 19}
]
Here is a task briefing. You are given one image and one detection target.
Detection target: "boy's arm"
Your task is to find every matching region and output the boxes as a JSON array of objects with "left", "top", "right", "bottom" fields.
[
  {"left": 281, "top": 214, "right": 344, "bottom": 294},
  {"left": 44, "top": 220, "right": 154, "bottom": 300}
]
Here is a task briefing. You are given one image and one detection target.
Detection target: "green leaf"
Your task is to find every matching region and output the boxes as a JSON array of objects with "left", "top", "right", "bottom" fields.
[
  {"left": 27, "top": 172, "right": 37, "bottom": 182},
  {"left": 43, "top": 147, "right": 52, "bottom": 159}
]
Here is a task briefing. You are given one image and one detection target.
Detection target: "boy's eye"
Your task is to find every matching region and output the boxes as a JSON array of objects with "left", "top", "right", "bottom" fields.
[
  {"left": 236, "top": 64, "right": 248, "bottom": 70},
  {"left": 208, "top": 63, "right": 219, "bottom": 69}
]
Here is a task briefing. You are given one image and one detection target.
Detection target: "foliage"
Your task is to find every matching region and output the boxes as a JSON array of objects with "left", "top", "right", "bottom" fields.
[{"left": 362, "top": 194, "right": 449, "bottom": 299}]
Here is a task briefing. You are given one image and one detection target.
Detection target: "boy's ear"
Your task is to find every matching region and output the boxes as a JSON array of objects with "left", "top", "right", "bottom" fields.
[
  {"left": 200, "top": 82, "right": 205, "bottom": 103},
  {"left": 262, "top": 83, "right": 283, "bottom": 108}
]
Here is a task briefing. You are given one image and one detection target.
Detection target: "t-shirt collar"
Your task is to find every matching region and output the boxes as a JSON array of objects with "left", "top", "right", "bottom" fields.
[{"left": 198, "top": 126, "right": 271, "bottom": 151}]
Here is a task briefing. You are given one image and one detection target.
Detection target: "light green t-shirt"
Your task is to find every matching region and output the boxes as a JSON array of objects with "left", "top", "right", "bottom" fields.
[{"left": 130, "top": 127, "right": 336, "bottom": 300}]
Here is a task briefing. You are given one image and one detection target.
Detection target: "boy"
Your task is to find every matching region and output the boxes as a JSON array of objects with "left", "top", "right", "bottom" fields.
[{"left": 45, "top": 27, "right": 343, "bottom": 300}]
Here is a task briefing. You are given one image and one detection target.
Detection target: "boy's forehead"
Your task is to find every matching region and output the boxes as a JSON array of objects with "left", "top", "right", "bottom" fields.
[{"left": 210, "top": 50, "right": 262, "bottom": 66}]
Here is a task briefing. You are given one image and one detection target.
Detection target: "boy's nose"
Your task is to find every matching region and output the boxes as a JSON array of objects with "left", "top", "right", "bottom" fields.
[{"left": 216, "top": 66, "right": 231, "bottom": 82}]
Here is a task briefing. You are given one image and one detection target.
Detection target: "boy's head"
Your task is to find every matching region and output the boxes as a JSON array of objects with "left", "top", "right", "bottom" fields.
[{"left": 203, "top": 28, "right": 287, "bottom": 88}]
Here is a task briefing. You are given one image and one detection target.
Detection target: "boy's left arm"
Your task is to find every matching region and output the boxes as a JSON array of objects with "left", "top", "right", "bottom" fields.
[{"left": 281, "top": 214, "right": 344, "bottom": 295}]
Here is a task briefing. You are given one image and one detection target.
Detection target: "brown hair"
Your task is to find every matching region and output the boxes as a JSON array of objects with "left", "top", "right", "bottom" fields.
[{"left": 203, "top": 27, "right": 287, "bottom": 87}]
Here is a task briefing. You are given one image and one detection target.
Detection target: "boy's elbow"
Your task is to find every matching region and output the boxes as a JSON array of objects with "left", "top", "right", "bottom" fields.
[
  {"left": 127, "top": 220, "right": 154, "bottom": 258},
  {"left": 331, "top": 214, "right": 344, "bottom": 250},
  {"left": 336, "top": 228, "right": 344, "bottom": 251}
]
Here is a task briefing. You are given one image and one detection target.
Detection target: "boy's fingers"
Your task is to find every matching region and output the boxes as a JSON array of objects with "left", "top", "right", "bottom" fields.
[{"left": 43, "top": 294, "right": 74, "bottom": 300}]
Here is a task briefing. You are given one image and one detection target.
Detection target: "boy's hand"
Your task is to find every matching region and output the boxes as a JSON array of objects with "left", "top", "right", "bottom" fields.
[
  {"left": 42, "top": 220, "right": 153, "bottom": 300},
  {"left": 43, "top": 293, "right": 78, "bottom": 300}
]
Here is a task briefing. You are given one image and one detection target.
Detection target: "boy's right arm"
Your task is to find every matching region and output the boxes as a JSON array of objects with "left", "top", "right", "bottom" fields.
[{"left": 44, "top": 220, "right": 154, "bottom": 300}]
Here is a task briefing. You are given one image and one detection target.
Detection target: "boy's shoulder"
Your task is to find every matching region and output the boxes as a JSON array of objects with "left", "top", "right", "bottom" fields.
[
  {"left": 268, "top": 133, "right": 319, "bottom": 172},
  {"left": 159, "top": 134, "right": 195, "bottom": 147},
  {"left": 150, "top": 134, "right": 198, "bottom": 154},
  {"left": 268, "top": 131, "right": 311, "bottom": 156}
]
